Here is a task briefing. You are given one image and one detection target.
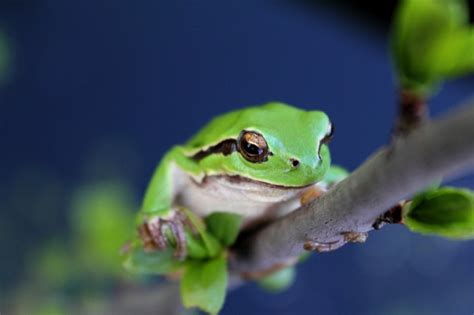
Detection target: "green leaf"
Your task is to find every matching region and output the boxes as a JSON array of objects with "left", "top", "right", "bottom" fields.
[
  {"left": 403, "top": 187, "right": 474, "bottom": 239},
  {"left": 205, "top": 212, "right": 243, "bottom": 246},
  {"left": 181, "top": 255, "right": 228, "bottom": 315},
  {"left": 186, "top": 230, "right": 215, "bottom": 259},
  {"left": 123, "top": 244, "right": 183, "bottom": 275},
  {"left": 182, "top": 208, "right": 222, "bottom": 257},
  {"left": 182, "top": 208, "right": 207, "bottom": 233},
  {"left": 391, "top": 0, "right": 473, "bottom": 95},
  {"left": 426, "top": 27, "right": 474, "bottom": 78},
  {"left": 71, "top": 182, "right": 135, "bottom": 275},
  {"left": 258, "top": 266, "right": 296, "bottom": 293},
  {"left": 298, "top": 251, "right": 312, "bottom": 263},
  {"left": 199, "top": 231, "right": 223, "bottom": 257},
  {"left": 33, "top": 241, "right": 74, "bottom": 289}
]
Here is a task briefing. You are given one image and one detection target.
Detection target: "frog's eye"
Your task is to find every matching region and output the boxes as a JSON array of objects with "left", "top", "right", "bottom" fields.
[{"left": 237, "top": 130, "right": 269, "bottom": 163}]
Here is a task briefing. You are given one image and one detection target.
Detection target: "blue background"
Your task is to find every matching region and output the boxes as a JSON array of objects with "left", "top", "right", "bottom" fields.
[{"left": 1, "top": 1, "right": 473, "bottom": 314}]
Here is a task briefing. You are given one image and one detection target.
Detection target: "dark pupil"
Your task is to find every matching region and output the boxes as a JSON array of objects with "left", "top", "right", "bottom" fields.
[{"left": 244, "top": 142, "right": 262, "bottom": 156}]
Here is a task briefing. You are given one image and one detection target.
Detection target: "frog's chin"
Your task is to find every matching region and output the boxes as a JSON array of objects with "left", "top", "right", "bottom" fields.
[{"left": 179, "top": 172, "right": 316, "bottom": 219}]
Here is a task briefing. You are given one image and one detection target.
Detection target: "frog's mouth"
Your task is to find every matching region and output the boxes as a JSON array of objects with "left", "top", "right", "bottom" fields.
[{"left": 215, "top": 174, "right": 314, "bottom": 189}]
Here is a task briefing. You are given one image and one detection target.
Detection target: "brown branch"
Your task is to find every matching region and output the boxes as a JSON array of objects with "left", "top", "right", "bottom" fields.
[
  {"left": 230, "top": 99, "right": 474, "bottom": 274},
  {"left": 393, "top": 89, "right": 428, "bottom": 136}
]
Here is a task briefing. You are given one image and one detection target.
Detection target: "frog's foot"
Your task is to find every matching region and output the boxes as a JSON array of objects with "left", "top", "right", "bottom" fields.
[
  {"left": 138, "top": 209, "right": 191, "bottom": 261},
  {"left": 303, "top": 239, "right": 345, "bottom": 253},
  {"left": 300, "top": 185, "right": 327, "bottom": 206},
  {"left": 303, "top": 232, "right": 368, "bottom": 253},
  {"left": 342, "top": 231, "right": 368, "bottom": 243}
]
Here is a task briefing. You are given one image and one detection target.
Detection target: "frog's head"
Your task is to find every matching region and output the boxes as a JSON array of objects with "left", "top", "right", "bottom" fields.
[{"left": 187, "top": 102, "right": 333, "bottom": 187}]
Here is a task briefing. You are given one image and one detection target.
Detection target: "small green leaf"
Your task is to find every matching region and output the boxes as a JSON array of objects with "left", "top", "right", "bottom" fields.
[
  {"left": 258, "top": 266, "right": 296, "bottom": 293},
  {"left": 181, "top": 255, "right": 228, "bottom": 315},
  {"left": 186, "top": 230, "right": 219, "bottom": 259},
  {"left": 182, "top": 208, "right": 222, "bottom": 257},
  {"left": 426, "top": 27, "right": 474, "bottom": 79},
  {"left": 404, "top": 187, "right": 474, "bottom": 239},
  {"left": 201, "top": 232, "right": 222, "bottom": 257},
  {"left": 298, "top": 251, "right": 312, "bottom": 263},
  {"left": 182, "top": 208, "right": 207, "bottom": 233},
  {"left": 205, "top": 212, "right": 243, "bottom": 246},
  {"left": 123, "top": 244, "right": 183, "bottom": 275},
  {"left": 391, "top": 0, "right": 473, "bottom": 95},
  {"left": 71, "top": 182, "right": 135, "bottom": 275},
  {"left": 199, "top": 231, "right": 223, "bottom": 257}
]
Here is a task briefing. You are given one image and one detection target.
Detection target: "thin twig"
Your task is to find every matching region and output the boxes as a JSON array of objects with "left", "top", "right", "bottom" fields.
[{"left": 393, "top": 89, "right": 428, "bottom": 136}]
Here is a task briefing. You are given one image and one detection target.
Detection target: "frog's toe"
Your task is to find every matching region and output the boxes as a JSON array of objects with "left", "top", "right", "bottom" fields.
[
  {"left": 342, "top": 231, "right": 368, "bottom": 243},
  {"left": 138, "top": 210, "right": 189, "bottom": 261},
  {"left": 138, "top": 218, "right": 167, "bottom": 251},
  {"left": 300, "top": 185, "right": 327, "bottom": 206},
  {"left": 303, "top": 239, "right": 345, "bottom": 253},
  {"left": 165, "top": 212, "right": 187, "bottom": 260},
  {"left": 303, "top": 231, "right": 368, "bottom": 253}
]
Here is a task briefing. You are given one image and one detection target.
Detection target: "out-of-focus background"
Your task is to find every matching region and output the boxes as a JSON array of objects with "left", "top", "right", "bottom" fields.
[{"left": 1, "top": 1, "right": 473, "bottom": 314}]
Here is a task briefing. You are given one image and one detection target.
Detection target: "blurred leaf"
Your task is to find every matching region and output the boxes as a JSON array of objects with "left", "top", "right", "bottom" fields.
[
  {"left": 123, "top": 245, "right": 183, "bottom": 275},
  {"left": 391, "top": 0, "right": 473, "bottom": 95},
  {"left": 0, "top": 30, "right": 10, "bottom": 84},
  {"left": 205, "top": 212, "right": 242, "bottom": 246},
  {"left": 181, "top": 255, "right": 228, "bottom": 315},
  {"left": 33, "top": 242, "right": 75, "bottom": 289},
  {"left": 71, "top": 182, "right": 136, "bottom": 275},
  {"left": 37, "top": 303, "right": 68, "bottom": 315},
  {"left": 298, "top": 251, "right": 312, "bottom": 263},
  {"left": 426, "top": 27, "right": 474, "bottom": 78},
  {"left": 404, "top": 187, "right": 474, "bottom": 239},
  {"left": 258, "top": 266, "right": 296, "bottom": 293}
]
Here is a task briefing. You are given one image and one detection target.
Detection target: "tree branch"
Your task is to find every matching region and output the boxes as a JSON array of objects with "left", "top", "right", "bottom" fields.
[{"left": 231, "top": 99, "right": 474, "bottom": 273}]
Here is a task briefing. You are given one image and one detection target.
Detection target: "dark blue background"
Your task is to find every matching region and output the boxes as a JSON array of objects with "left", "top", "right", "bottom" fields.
[{"left": 1, "top": 1, "right": 473, "bottom": 314}]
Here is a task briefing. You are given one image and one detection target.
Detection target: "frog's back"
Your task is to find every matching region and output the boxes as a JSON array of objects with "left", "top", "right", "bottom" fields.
[{"left": 184, "top": 102, "right": 325, "bottom": 152}]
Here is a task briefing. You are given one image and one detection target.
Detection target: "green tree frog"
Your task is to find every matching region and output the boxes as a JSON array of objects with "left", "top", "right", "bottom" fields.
[{"left": 136, "top": 102, "right": 348, "bottom": 260}]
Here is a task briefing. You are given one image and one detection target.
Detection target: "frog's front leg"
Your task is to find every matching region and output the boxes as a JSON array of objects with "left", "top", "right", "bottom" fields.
[
  {"left": 138, "top": 208, "right": 193, "bottom": 260},
  {"left": 137, "top": 146, "right": 202, "bottom": 261}
]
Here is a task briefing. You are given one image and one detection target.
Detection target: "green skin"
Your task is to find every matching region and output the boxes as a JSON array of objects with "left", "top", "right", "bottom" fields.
[{"left": 137, "top": 102, "right": 347, "bottom": 258}]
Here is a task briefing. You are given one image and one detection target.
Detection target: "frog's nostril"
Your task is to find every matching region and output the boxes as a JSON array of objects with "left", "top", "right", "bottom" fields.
[{"left": 290, "top": 158, "right": 300, "bottom": 168}]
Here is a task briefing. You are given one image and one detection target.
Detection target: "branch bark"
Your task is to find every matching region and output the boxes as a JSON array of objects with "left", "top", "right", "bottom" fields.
[{"left": 230, "top": 99, "right": 474, "bottom": 273}]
